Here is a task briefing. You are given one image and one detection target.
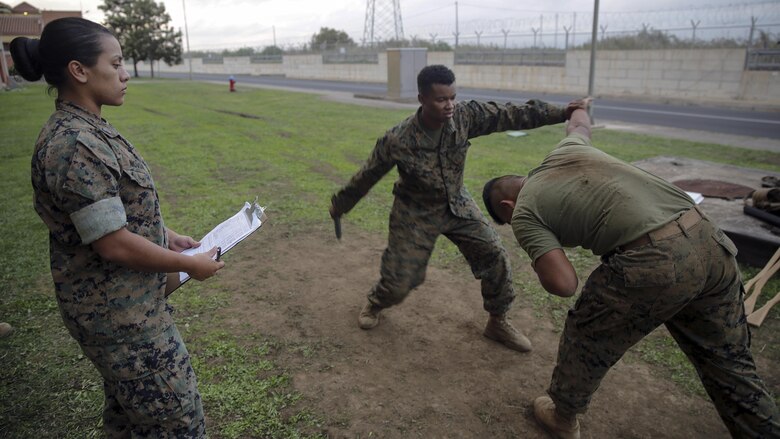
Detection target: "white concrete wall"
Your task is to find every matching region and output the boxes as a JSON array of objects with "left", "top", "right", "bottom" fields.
[
  {"left": 132, "top": 48, "right": 779, "bottom": 105},
  {"left": 740, "top": 70, "right": 780, "bottom": 103},
  {"left": 428, "top": 51, "right": 454, "bottom": 67},
  {"left": 283, "top": 53, "right": 387, "bottom": 82},
  {"left": 457, "top": 64, "right": 568, "bottom": 93},
  {"left": 566, "top": 48, "right": 748, "bottom": 101},
  {"left": 135, "top": 56, "right": 285, "bottom": 77}
]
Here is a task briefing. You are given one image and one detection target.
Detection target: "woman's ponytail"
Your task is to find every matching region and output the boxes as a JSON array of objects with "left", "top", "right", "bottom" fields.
[{"left": 9, "top": 37, "right": 43, "bottom": 82}]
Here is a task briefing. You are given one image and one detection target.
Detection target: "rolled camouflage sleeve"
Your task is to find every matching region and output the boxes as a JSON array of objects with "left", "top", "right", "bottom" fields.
[
  {"left": 331, "top": 134, "right": 396, "bottom": 216},
  {"left": 70, "top": 197, "right": 127, "bottom": 244},
  {"left": 462, "top": 99, "right": 566, "bottom": 138}
]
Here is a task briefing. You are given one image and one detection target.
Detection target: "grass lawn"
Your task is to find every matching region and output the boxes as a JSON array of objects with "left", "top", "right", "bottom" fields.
[{"left": 1, "top": 80, "right": 779, "bottom": 438}]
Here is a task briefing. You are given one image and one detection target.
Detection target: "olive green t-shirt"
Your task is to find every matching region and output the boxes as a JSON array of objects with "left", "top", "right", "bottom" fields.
[
  {"left": 421, "top": 116, "right": 443, "bottom": 145},
  {"left": 511, "top": 133, "right": 694, "bottom": 261}
]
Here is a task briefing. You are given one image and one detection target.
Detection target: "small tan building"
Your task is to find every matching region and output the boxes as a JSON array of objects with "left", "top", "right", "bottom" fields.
[{"left": 0, "top": 2, "right": 81, "bottom": 85}]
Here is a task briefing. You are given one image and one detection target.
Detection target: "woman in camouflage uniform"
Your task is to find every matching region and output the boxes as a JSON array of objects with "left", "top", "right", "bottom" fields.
[{"left": 11, "top": 18, "right": 223, "bottom": 438}]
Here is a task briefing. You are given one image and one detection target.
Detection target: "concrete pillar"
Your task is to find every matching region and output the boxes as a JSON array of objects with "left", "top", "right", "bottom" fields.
[{"left": 386, "top": 48, "right": 427, "bottom": 100}]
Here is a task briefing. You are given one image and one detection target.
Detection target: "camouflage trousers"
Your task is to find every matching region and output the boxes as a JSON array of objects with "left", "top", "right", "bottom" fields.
[
  {"left": 549, "top": 214, "right": 780, "bottom": 437},
  {"left": 101, "top": 325, "right": 205, "bottom": 438},
  {"left": 368, "top": 196, "right": 515, "bottom": 315}
]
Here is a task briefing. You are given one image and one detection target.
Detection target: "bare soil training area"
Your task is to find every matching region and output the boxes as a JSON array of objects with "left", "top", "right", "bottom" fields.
[{"left": 209, "top": 220, "right": 763, "bottom": 438}]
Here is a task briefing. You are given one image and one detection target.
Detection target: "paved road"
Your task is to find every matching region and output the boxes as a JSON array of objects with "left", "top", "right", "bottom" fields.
[{"left": 156, "top": 72, "right": 780, "bottom": 140}]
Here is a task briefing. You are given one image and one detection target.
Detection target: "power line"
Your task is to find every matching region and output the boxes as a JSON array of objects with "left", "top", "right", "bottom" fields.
[
  {"left": 457, "top": 2, "right": 564, "bottom": 14},
  {"left": 405, "top": 4, "right": 451, "bottom": 19},
  {"left": 600, "top": 1, "right": 780, "bottom": 14}
]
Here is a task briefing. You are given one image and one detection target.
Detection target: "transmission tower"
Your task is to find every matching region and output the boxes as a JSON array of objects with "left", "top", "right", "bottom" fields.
[{"left": 363, "top": 0, "right": 404, "bottom": 46}]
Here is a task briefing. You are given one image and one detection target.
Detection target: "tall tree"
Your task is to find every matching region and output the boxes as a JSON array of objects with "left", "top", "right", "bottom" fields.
[
  {"left": 147, "top": 27, "right": 182, "bottom": 78},
  {"left": 310, "top": 27, "right": 354, "bottom": 50},
  {"left": 261, "top": 45, "right": 283, "bottom": 56},
  {"left": 100, "top": 0, "right": 182, "bottom": 77}
]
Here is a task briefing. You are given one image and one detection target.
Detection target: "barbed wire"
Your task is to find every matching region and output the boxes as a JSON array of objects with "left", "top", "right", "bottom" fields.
[
  {"left": 187, "top": 1, "right": 780, "bottom": 52},
  {"left": 405, "top": 1, "right": 780, "bottom": 37}
]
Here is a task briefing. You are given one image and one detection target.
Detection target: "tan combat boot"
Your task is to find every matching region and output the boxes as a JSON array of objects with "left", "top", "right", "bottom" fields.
[
  {"left": 0, "top": 322, "right": 14, "bottom": 338},
  {"left": 533, "top": 396, "right": 580, "bottom": 439},
  {"left": 358, "top": 301, "right": 383, "bottom": 330},
  {"left": 483, "top": 314, "right": 532, "bottom": 352}
]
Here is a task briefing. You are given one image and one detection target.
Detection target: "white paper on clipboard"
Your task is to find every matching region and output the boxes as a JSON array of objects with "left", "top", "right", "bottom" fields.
[{"left": 178, "top": 200, "right": 267, "bottom": 285}]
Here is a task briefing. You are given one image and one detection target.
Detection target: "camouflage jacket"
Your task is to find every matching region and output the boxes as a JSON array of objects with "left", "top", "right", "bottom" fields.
[
  {"left": 332, "top": 99, "right": 566, "bottom": 220},
  {"left": 32, "top": 100, "right": 172, "bottom": 381}
]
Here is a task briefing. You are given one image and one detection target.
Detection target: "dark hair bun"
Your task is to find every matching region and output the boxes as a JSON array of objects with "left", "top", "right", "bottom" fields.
[{"left": 10, "top": 37, "right": 43, "bottom": 81}]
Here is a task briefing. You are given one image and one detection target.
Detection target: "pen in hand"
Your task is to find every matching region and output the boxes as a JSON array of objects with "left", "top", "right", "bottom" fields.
[{"left": 216, "top": 247, "right": 222, "bottom": 262}]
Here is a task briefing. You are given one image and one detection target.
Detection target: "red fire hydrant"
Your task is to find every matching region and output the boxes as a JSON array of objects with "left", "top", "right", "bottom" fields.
[{"left": 229, "top": 75, "right": 236, "bottom": 92}]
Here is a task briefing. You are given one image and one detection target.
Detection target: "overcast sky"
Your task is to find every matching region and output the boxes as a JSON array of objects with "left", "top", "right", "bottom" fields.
[{"left": 23, "top": 0, "right": 780, "bottom": 50}]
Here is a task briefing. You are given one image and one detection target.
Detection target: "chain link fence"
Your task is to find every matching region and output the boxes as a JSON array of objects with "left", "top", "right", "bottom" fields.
[
  {"left": 322, "top": 48, "right": 379, "bottom": 64},
  {"left": 454, "top": 50, "right": 565, "bottom": 67},
  {"left": 746, "top": 49, "right": 780, "bottom": 71},
  {"left": 250, "top": 54, "right": 282, "bottom": 64},
  {"left": 201, "top": 54, "right": 224, "bottom": 64}
]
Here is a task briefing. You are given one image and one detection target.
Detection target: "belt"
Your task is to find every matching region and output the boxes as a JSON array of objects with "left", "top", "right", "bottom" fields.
[{"left": 616, "top": 207, "right": 703, "bottom": 252}]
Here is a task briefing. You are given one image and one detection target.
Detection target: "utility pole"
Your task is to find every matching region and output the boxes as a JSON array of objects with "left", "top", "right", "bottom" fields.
[
  {"left": 455, "top": 1, "right": 459, "bottom": 50},
  {"left": 182, "top": 0, "right": 192, "bottom": 80},
  {"left": 273, "top": 25, "right": 277, "bottom": 47},
  {"left": 747, "top": 16, "right": 758, "bottom": 48},
  {"left": 588, "top": 0, "right": 599, "bottom": 121}
]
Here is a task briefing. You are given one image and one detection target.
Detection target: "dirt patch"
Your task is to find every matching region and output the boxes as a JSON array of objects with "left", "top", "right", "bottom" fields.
[
  {"left": 213, "top": 220, "right": 746, "bottom": 438},
  {"left": 141, "top": 107, "right": 172, "bottom": 117},
  {"left": 213, "top": 108, "right": 266, "bottom": 120},
  {"left": 244, "top": 132, "right": 262, "bottom": 142},
  {"left": 309, "top": 161, "right": 345, "bottom": 184},
  {"left": 344, "top": 151, "right": 370, "bottom": 166}
]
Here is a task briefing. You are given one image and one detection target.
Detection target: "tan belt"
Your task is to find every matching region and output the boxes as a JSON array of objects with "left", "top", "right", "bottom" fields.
[{"left": 617, "top": 207, "right": 703, "bottom": 252}]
